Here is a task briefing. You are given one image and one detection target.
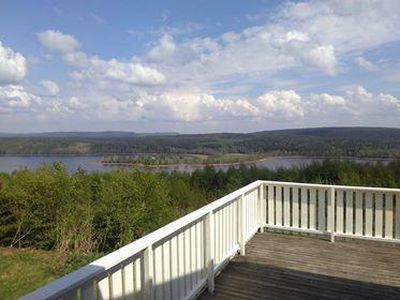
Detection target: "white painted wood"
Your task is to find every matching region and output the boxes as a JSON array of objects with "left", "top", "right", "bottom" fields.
[
  {"left": 318, "top": 189, "right": 326, "bottom": 231},
  {"left": 292, "top": 188, "right": 299, "bottom": 228},
  {"left": 123, "top": 262, "right": 134, "bottom": 300},
  {"left": 143, "top": 246, "right": 153, "bottom": 300},
  {"left": 111, "top": 269, "right": 123, "bottom": 299},
  {"left": 283, "top": 186, "right": 291, "bottom": 227},
  {"left": 190, "top": 225, "right": 196, "bottom": 290},
  {"left": 300, "top": 188, "right": 308, "bottom": 229},
  {"left": 195, "top": 221, "right": 202, "bottom": 285},
  {"left": 375, "top": 193, "right": 383, "bottom": 238},
  {"left": 214, "top": 209, "right": 220, "bottom": 264},
  {"left": 97, "top": 275, "right": 110, "bottom": 300},
  {"left": 267, "top": 185, "right": 275, "bottom": 225},
  {"left": 396, "top": 194, "right": 400, "bottom": 239},
  {"left": 153, "top": 245, "right": 163, "bottom": 300},
  {"left": 262, "top": 181, "right": 400, "bottom": 193},
  {"left": 309, "top": 189, "right": 316, "bottom": 230},
  {"left": 355, "top": 191, "right": 363, "bottom": 236},
  {"left": 345, "top": 191, "right": 354, "bottom": 235},
  {"left": 64, "top": 289, "right": 78, "bottom": 300},
  {"left": 222, "top": 206, "right": 227, "bottom": 258},
  {"left": 163, "top": 240, "right": 172, "bottom": 300},
  {"left": 204, "top": 212, "right": 214, "bottom": 293},
  {"left": 259, "top": 184, "right": 266, "bottom": 231},
  {"left": 336, "top": 190, "right": 344, "bottom": 234},
  {"left": 134, "top": 258, "right": 142, "bottom": 299},
  {"left": 328, "top": 187, "right": 335, "bottom": 242},
  {"left": 170, "top": 235, "right": 179, "bottom": 300},
  {"left": 239, "top": 194, "right": 246, "bottom": 255},
  {"left": 23, "top": 180, "right": 400, "bottom": 300},
  {"left": 81, "top": 281, "right": 94, "bottom": 300},
  {"left": 385, "top": 193, "right": 393, "bottom": 239},
  {"left": 365, "top": 192, "right": 373, "bottom": 237},
  {"left": 177, "top": 232, "right": 185, "bottom": 298},
  {"left": 275, "top": 186, "right": 283, "bottom": 226},
  {"left": 184, "top": 229, "right": 191, "bottom": 295}
]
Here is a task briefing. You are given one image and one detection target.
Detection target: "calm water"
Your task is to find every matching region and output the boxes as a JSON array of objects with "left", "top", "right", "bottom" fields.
[{"left": 0, "top": 156, "right": 391, "bottom": 174}]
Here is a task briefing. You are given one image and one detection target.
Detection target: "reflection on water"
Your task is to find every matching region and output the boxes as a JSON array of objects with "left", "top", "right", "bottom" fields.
[{"left": 0, "top": 156, "right": 391, "bottom": 174}]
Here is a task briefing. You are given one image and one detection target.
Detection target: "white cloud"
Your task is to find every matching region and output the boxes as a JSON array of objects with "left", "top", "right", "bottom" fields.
[
  {"left": 0, "top": 85, "right": 41, "bottom": 112},
  {"left": 311, "top": 93, "right": 346, "bottom": 106},
  {"left": 148, "top": 34, "right": 177, "bottom": 62},
  {"left": 40, "top": 80, "right": 60, "bottom": 96},
  {"left": 70, "top": 56, "right": 166, "bottom": 86},
  {"left": 299, "top": 45, "right": 337, "bottom": 75},
  {"left": 257, "top": 90, "right": 304, "bottom": 120},
  {"left": 97, "top": 92, "right": 259, "bottom": 122},
  {"left": 67, "top": 96, "right": 86, "bottom": 111},
  {"left": 355, "top": 57, "right": 378, "bottom": 71},
  {"left": 37, "top": 30, "right": 80, "bottom": 53},
  {"left": 62, "top": 51, "right": 89, "bottom": 67},
  {"left": 0, "top": 41, "right": 27, "bottom": 84}
]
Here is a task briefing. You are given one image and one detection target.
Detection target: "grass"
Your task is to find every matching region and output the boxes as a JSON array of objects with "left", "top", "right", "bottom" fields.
[{"left": 0, "top": 247, "right": 66, "bottom": 299}]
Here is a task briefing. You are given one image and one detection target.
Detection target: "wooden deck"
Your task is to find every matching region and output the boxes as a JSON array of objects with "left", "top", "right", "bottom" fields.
[{"left": 199, "top": 232, "right": 400, "bottom": 300}]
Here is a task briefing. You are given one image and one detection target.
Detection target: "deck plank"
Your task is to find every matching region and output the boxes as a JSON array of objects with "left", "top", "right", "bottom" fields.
[{"left": 199, "top": 232, "right": 400, "bottom": 300}]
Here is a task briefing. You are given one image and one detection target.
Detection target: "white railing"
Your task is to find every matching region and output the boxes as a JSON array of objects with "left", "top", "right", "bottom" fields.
[
  {"left": 264, "top": 181, "right": 400, "bottom": 242},
  {"left": 22, "top": 181, "right": 400, "bottom": 300},
  {"left": 22, "top": 181, "right": 263, "bottom": 300}
]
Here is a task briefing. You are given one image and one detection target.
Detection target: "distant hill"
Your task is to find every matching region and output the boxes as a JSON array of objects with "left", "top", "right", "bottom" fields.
[
  {"left": 0, "top": 127, "right": 399, "bottom": 158},
  {"left": 0, "top": 131, "right": 179, "bottom": 138}
]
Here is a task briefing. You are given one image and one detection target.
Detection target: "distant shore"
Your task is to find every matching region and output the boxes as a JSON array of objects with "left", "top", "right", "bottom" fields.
[{"left": 99, "top": 155, "right": 394, "bottom": 168}]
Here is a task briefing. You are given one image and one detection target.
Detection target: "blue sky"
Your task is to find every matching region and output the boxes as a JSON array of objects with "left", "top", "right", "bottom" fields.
[{"left": 0, "top": 0, "right": 399, "bottom": 133}]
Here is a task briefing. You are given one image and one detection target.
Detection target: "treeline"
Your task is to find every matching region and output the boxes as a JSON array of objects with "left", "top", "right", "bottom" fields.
[
  {"left": 1, "top": 127, "right": 400, "bottom": 158},
  {"left": 1, "top": 160, "right": 400, "bottom": 255}
]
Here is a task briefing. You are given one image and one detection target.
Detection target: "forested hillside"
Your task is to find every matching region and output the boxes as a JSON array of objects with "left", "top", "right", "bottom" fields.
[{"left": 0, "top": 127, "right": 400, "bottom": 158}]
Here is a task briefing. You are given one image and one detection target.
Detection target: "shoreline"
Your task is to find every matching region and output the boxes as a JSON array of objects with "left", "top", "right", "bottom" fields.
[{"left": 98, "top": 155, "right": 395, "bottom": 169}]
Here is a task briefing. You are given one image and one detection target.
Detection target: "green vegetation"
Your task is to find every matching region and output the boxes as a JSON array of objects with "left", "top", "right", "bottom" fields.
[
  {"left": 1, "top": 159, "right": 400, "bottom": 297},
  {"left": 1, "top": 127, "right": 400, "bottom": 158},
  {"left": 0, "top": 247, "right": 64, "bottom": 299},
  {"left": 102, "top": 153, "right": 266, "bottom": 166}
]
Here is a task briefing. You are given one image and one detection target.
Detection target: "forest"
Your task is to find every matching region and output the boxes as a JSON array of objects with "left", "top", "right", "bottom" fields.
[
  {"left": 1, "top": 159, "right": 400, "bottom": 297},
  {"left": 1, "top": 160, "right": 400, "bottom": 254},
  {"left": 1, "top": 127, "right": 400, "bottom": 158}
]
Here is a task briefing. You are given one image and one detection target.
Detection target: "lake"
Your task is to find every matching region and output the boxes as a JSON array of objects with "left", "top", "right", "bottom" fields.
[{"left": 0, "top": 156, "right": 392, "bottom": 174}]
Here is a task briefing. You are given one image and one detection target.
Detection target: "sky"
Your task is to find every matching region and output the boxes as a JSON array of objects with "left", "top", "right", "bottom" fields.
[{"left": 0, "top": 0, "right": 400, "bottom": 133}]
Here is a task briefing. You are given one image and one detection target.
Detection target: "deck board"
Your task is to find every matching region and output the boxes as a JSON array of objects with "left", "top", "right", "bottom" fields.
[{"left": 199, "top": 232, "right": 400, "bottom": 300}]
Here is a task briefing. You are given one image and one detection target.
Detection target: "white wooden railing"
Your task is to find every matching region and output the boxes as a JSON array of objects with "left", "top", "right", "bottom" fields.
[{"left": 23, "top": 181, "right": 400, "bottom": 300}]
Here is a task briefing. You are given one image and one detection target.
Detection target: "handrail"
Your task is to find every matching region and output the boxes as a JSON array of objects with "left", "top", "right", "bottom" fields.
[
  {"left": 22, "top": 180, "right": 400, "bottom": 300},
  {"left": 22, "top": 180, "right": 263, "bottom": 300},
  {"left": 261, "top": 180, "right": 400, "bottom": 193}
]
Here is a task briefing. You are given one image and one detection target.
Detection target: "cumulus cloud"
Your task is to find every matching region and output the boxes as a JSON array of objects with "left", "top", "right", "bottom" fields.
[
  {"left": 67, "top": 97, "right": 86, "bottom": 111},
  {"left": 0, "top": 41, "right": 27, "bottom": 84},
  {"left": 40, "top": 80, "right": 60, "bottom": 96},
  {"left": 6, "top": 2, "right": 399, "bottom": 131},
  {"left": 257, "top": 90, "right": 304, "bottom": 120},
  {"left": 37, "top": 30, "right": 80, "bottom": 53},
  {"left": 91, "top": 86, "right": 400, "bottom": 125},
  {"left": 140, "top": 0, "right": 400, "bottom": 91},
  {"left": 70, "top": 57, "right": 166, "bottom": 86},
  {"left": 0, "top": 85, "right": 41, "bottom": 112}
]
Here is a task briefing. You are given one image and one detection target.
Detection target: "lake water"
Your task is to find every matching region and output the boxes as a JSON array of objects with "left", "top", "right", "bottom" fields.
[{"left": 0, "top": 156, "right": 392, "bottom": 174}]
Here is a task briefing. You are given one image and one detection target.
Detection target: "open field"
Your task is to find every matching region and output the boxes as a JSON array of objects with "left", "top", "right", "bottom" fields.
[{"left": 0, "top": 247, "right": 66, "bottom": 299}]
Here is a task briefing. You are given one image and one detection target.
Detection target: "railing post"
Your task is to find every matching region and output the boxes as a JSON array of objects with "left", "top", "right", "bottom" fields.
[
  {"left": 238, "top": 194, "right": 246, "bottom": 255},
  {"left": 204, "top": 211, "right": 215, "bottom": 293},
  {"left": 258, "top": 183, "right": 266, "bottom": 232},
  {"left": 143, "top": 245, "right": 154, "bottom": 300},
  {"left": 328, "top": 187, "right": 335, "bottom": 242}
]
